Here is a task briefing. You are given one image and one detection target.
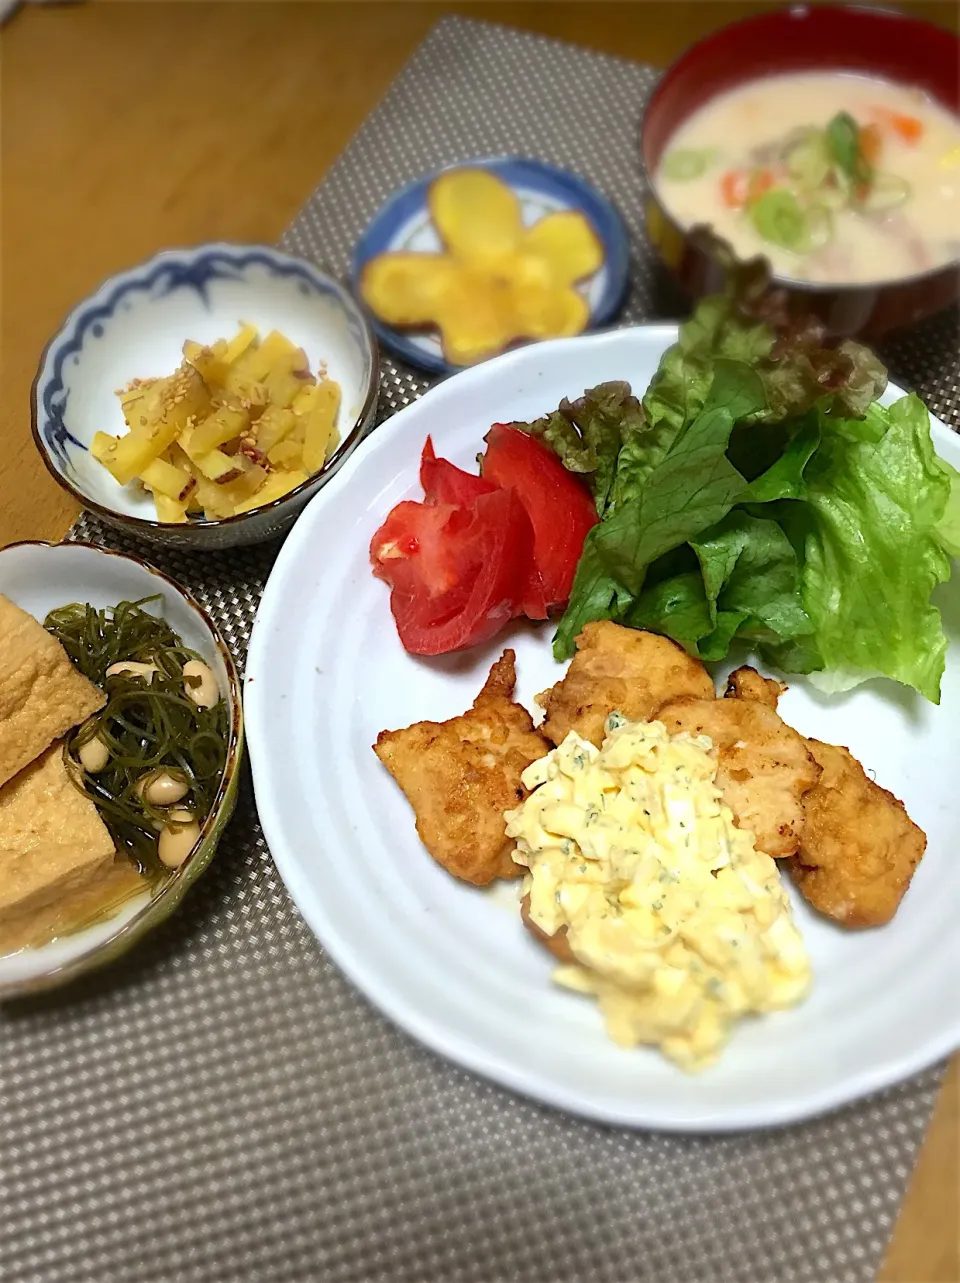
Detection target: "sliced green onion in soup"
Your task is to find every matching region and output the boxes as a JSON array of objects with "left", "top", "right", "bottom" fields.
[
  {"left": 826, "top": 111, "right": 872, "bottom": 188},
  {"left": 861, "top": 172, "right": 911, "bottom": 213},
  {"left": 660, "top": 148, "right": 716, "bottom": 181},
  {"left": 816, "top": 166, "right": 853, "bottom": 211},
  {"left": 785, "top": 131, "right": 831, "bottom": 189},
  {"left": 750, "top": 189, "right": 809, "bottom": 251}
]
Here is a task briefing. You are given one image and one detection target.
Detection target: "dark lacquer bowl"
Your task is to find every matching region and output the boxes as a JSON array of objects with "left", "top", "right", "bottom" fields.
[{"left": 640, "top": 4, "right": 960, "bottom": 339}]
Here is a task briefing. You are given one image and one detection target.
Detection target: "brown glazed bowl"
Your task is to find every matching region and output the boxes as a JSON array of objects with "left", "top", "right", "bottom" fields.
[{"left": 640, "top": 4, "right": 960, "bottom": 339}]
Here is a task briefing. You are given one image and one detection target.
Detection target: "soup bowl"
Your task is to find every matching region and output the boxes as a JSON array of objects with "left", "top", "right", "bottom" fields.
[{"left": 640, "top": 4, "right": 960, "bottom": 338}]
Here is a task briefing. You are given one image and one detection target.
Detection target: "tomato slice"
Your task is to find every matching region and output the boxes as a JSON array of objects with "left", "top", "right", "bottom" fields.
[
  {"left": 420, "top": 437, "right": 496, "bottom": 506},
  {"left": 481, "top": 424, "right": 598, "bottom": 610},
  {"left": 371, "top": 485, "right": 535, "bottom": 655},
  {"left": 419, "top": 437, "right": 547, "bottom": 621},
  {"left": 518, "top": 564, "right": 549, "bottom": 621},
  {"left": 370, "top": 500, "right": 473, "bottom": 606}
]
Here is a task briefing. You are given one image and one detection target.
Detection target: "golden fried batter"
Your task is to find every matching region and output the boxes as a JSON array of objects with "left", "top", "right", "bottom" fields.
[
  {"left": 724, "top": 665, "right": 786, "bottom": 710},
  {"left": 786, "top": 740, "right": 926, "bottom": 928},
  {"left": 374, "top": 651, "right": 549, "bottom": 886},
  {"left": 537, "top": 621, "right": 714, "bottom": 748},
  {"left": 657, "top": 696, "right": 821, "bottom": 858},
  {"left": 520, "top": 891, "right": 575, "bottom": 963}
]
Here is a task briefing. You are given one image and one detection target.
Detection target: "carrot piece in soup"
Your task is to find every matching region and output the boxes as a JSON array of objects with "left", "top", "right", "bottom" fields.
[
  {"left": 720, "top": 170, "right": 749, "bottom": 208},
  {"left": 746, "top": 168, "right": 776, "bottom": 205},
  {"left": 872, "top": 108, "right": 924, "bottom": 145},
  {"left": 859, "top": 123, "right": 883, "bottom": 165}
]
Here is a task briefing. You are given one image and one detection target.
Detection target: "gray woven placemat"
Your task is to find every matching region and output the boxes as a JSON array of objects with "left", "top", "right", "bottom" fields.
[{"left": 3, "top": 18, "right": 957, "bottom": 1283}]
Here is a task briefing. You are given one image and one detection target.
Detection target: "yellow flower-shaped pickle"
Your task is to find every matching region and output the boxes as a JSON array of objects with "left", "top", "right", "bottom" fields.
[
  {"left": 428, "top": 168, "right": 524, "bottom": 264},
  {"left": 521, "top": 210, "right": 604, "bottom": 286},
  {"left": 359, "top": 252, "right": 458, "bottom": 326},
  {"left": 509, "top": 278, "right": 590, "bottom": 341},
  {"left": 434, "top": 267, "right": 516, "bottom": 367},
  {"left": 359, "top": 167, "right": 607, "bottom": 365}
]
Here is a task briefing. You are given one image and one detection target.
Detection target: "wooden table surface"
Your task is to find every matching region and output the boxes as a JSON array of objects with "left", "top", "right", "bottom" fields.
[{"left": 2, "top": 3, "right": 958, "bottom": 1278}]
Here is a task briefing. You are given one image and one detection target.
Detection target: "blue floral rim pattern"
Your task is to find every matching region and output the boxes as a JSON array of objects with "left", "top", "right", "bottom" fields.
[
  {"left": 35, "top": 245, "right": 371, "bottom": 474},
  {"left": 351, "top": 156, "right": 631, "bottom": 374}
]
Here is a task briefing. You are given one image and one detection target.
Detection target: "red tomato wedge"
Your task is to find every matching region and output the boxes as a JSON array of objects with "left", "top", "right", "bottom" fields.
[
  {"left": 370, "top": 500, "right": 471, "bottom": 609},
  {"left": 420, "top": 437, "right": 496, "bottom": 506},
  {"left": 518, "top": 565, "right": 549, "bottom": 622},
  {"left": 481, "top": 424, "right": 598, "bottom": 610},
  {"left": 370, "top": 485, "right": 535, "bottom": 655},
  {"left": 419, "top": 437, "right": 548, "bottom": 620},
  {"left": 371, "top": 430, "right": 594, "bottom": 654}
]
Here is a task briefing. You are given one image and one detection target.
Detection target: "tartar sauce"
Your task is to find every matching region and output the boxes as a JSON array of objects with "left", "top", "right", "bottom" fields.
[{"left": 506, "top": 714, "right": 812, "bottom": 1071}]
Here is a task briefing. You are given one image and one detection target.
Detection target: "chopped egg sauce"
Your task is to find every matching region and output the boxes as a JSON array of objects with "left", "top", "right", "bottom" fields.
[{"left": 506, "top": 714, "right": 812, "bottom": 1071}]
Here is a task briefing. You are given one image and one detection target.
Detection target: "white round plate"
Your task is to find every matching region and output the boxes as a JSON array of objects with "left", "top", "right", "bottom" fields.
[{"left": 246, "top": 325, "right": 960, "bottom": 1131}]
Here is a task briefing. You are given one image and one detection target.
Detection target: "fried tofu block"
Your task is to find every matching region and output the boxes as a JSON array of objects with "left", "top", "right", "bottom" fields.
[
  {"left": 0, "top": 595, "right": 105, "bottom": 788},
  {"left": 537, "top": 622, "right": 715, "bottom": 748},
  {"left": 374, "top": 650, "right": 550, "bottom": 886},
  {"left": 657, "top": 696, "right": 821, "bottom": 859},
  {"left": 0, "top": 745, "right": 116, "bottom": 951},
  {"left": 786, "top": 740, "right": 927, "bottom": 928}
]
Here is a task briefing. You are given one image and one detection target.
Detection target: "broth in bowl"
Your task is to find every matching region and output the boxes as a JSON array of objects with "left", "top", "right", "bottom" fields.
[{"left": 655, "top": 71, "right": 960, "bottom": 285}]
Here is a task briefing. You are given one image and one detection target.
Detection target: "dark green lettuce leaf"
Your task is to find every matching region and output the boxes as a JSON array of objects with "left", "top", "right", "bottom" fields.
[
  {"left": 627, "top": 571, "right": 717, "bottom": 651},
  {"left": 740, "top": 413, "right": 821, "bottom": 502},
  {"left": 552, "top": 536, "right": 632, "bottom": 659},
  {"left": 593, "top": 405, "right": 747, "bottom": 595},
  {"left": 609, "top": 361, "right": 763, "bottom": 515},
  {"left": 625, "top": 511, "right": 815, "bottom": 666},
  {"left": 553, "top": 370, "right": 765, "bottom": 658},
  {"left": 691, "top": 511, "right": 814, "bottom": 651},
  {"left": 762, "top": 635, "right": 824, "bottom": 676}
]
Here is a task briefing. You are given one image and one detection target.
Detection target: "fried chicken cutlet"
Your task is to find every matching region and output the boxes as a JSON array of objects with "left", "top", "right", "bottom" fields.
[
  {"left": 786, "top": 740, "right": 926, "bottom": 927},
  {"left": 657, "top": 694, "right": 821, "bottom": 859},
  {"left": 723, "top": 667, "right": 926, "bottom": 924},
  {"left": 537, "top": 621, "right": 714, "bottom": 748},
  {"left": 724, "top": 665, "right": 785, "bottom": 710},
  {"left": 374, "top": 651, "right": 549, "bottom": 886}
]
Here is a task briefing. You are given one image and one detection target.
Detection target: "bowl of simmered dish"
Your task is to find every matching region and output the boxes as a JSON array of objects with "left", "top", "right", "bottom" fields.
[
  {"left": 32, "top": 243, "right": 379, "bottom": 550},
  {"left": 640, "top": 4, "right": 960, "bottom": 337},
  {"left": 0, "top": 540, "right": 243, "bottom": 996}
]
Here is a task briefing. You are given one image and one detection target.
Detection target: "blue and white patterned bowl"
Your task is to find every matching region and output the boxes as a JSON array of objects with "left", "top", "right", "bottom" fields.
[
  {"left": 352, "top": 156, "right": 630, "bottom": 374},
  {"left": 32, "top": 244, "right": 379, "bottom": 550}
]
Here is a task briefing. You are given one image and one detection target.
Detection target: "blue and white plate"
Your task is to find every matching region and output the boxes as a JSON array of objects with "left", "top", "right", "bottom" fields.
[
  {"left": 32, "top": 243, "right": 379, "bottom": 550},
  {"left": 352, "top": 157, "right": 630, "bottom": 374}
]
